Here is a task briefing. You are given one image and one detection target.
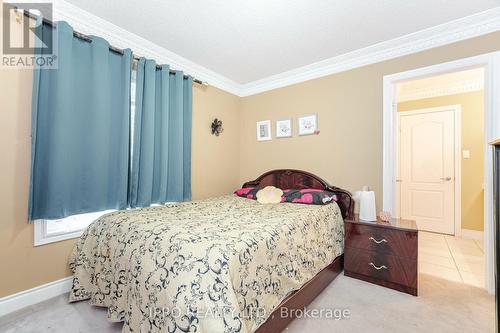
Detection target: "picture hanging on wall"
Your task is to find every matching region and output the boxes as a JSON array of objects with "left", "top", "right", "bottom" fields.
[
  {"left": 276, "top": 119, "right": 292, "bottom": 138},
  {"left": 298, "top": 114, "right": 317, "bottom": 135},
  {"left": 256, "top": 120, "right": 272, "bottom": 141}
]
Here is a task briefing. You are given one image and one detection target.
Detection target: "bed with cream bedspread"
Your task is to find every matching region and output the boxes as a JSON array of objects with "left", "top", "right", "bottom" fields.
[{"left": 69, "top": 195, "right": 344, "bottom": 333}]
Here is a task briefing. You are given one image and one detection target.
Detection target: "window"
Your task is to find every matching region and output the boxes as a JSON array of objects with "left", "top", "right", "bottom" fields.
[
  {"left": 34, "top": 210, "right": 114, "bottom": 246},
  {"left": 34, "top": 70, "right": 138, "bottom": 246}
]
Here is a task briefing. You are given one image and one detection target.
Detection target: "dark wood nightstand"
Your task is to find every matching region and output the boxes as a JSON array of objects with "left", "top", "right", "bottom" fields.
[{"left": 344, "top": 214, "right": 418, "bottom": 296}]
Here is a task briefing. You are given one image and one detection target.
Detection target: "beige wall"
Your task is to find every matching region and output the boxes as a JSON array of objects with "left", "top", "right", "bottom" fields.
[
  {"left": 0, "top": 71, "right": 241, "bottom": 297},
  {"left": 0, "top": 66, "right": 78, "bottom": 298},
  {"left": 398, "top": 92, "right": 485, "bottom": 231},
  {"left": 192, "top": 86, "right": 241, "bottom": 199},
  {"left": 239, "top": 31, "right": 500, "bottom": 214}
]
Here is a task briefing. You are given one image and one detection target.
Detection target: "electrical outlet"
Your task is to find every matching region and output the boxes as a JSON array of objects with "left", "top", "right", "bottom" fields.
[{"left": 462, "top": 150, "right": 470, "bottom": 159}]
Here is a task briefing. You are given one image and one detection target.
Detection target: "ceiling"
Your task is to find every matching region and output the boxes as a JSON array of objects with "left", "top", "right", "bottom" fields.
[
  {"left": 64, "top": 0, "right": 500, "bottom": 85},
  {"left": 397, "top": 67, "right": 485, "bottom": 102}
]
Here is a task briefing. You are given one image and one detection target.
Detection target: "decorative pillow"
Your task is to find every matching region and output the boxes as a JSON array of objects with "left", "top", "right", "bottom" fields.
[
  {"left": 234, "top": 187, "right": 259, "bottom": 200},
  {"left": 256, "top": 186, "right": 284, "bottom": 204},
  {"left": 235, "top": 187, "right": 337, "bottom": 205},
  {"left": 282, "top": 189, "right": 337, "bottom": 205}
]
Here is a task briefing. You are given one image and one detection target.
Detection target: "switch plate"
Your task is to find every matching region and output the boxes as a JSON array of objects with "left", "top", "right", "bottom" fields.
[{"left": 462, "top": 150, "right": 470, "bottom": 159}]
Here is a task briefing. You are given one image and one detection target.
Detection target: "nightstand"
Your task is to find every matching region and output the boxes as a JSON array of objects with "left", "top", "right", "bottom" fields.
[{"left": 344, "top": 214, "right": 418, "bottom": 296}]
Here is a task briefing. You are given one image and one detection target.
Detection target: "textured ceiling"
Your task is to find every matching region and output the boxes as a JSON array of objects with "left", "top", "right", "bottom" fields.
[{"left": 65, "top": 0, "right": 500, "bottom": 84}]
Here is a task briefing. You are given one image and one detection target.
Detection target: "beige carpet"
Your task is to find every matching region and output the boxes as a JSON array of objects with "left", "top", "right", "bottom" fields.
[
  {"left": 0, "top": 273, "right": 494, "bottom": 333},
  {"left": 286, "top": 273, "right": 494, "bottom": 333}
]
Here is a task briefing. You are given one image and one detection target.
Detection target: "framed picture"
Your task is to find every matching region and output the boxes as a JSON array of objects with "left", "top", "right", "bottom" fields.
[
  {"left": 298, "top": 114, "right": 317, "bottom": 136},
  {"left": 256, "top": 120, "right": 271, "bottom": 141},
  {"left": 276, "top": 119, "right": 292, "bottom": 138}
]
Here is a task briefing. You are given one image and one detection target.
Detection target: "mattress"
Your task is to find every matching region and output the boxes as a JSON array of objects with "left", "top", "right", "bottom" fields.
[{"left": 69, "top": 195, "right": 344, "bottom": 333}]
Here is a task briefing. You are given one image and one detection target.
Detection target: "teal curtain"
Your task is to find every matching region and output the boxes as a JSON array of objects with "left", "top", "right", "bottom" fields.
[
  {"left": 129, "top": 58, "right": 192, "bottom": 207},
  {"left": 29, "top": 21, "right": 132, "bottom": 220}
]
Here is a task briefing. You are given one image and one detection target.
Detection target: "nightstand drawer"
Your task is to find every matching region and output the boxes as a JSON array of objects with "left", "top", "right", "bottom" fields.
[
  {"left": 344, "top": 247, "right": 417, "bottom": 288},
  {"left": 345, "top": 223, "right": 417, "bottom": 259}
]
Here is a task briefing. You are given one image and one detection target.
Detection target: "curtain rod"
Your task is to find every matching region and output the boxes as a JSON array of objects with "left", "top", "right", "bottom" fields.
[{"left": 20, "top": 9, "right": 207, "bottom": 86}]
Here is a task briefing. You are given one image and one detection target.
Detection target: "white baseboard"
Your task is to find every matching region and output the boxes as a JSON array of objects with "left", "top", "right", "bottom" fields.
[
  {"left": 0, "top": 276, "right": 73, "bottom": 317},
  {"left": 461, "top": 229, "right": 484, "bottom": 241}
]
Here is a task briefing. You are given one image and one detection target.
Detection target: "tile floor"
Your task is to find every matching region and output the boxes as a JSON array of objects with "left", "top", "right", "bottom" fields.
[{"left": 418, "top": 231, "right": 485, "bottom": 288}]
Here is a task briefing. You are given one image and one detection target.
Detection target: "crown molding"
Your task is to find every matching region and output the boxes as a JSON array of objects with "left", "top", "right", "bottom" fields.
[
  {"left": 52, "top": 2, "right": 500, "bottom": 97},
  {"left": 398, "top": 78, "right": 484, "bottom": 102},
  {"left": 52, "top": 0, "right": 243, "bottom": 96},
  {"left": 238, "top": 7, "right": 500, "bottom": 97}
]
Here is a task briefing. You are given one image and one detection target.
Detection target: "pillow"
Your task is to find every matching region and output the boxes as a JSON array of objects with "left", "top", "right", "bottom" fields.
[
  {"left": 256, "top": 186, "right": 283, "bottom": 204},
  {"left": 282, "top": 189, "right": 337, "bottom": 205},
  {"left": 235, "top": 187, "right": 337, "bottom": 205},
  {"left": 234, "top": 187, "right": 259, "bottom": 199}
]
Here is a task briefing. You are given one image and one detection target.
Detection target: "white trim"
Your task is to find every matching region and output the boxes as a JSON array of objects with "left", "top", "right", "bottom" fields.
[
  {"left": 398, "top": 78, "right": 484, "bottom": 102},
  {"left": 52, "top": 1, "right": 500, "bottom": 97},
  {"left": 383, "top": 51, "right": 500, "bottom": 294},
  {"left": 33, "top": 219, "right": 84, "bottom": 246},
  {"left": 455, "top": 107, "right": 463, "bottom": 238},
  {"left": 34, "top": 210, "right": 114, "bottom": 246},
  {"left": 395, "top": 105, "right": 462, "bottom": 237},
  {"left": 238, "top": 7, "right": 500, "bottom": 96},
  {"left": 52, "top": 0, "right": 242, "bottom": 96},
  {"left": 0, "top": 277, "right": 73, "bottom": 317},
  {"left": 461, "top": 229, "right": 485, "bottom": 240}
]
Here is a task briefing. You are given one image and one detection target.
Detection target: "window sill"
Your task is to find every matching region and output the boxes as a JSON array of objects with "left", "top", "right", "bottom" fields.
[{"left": 33, "top": 220, "right": 84, "bottom": 246}]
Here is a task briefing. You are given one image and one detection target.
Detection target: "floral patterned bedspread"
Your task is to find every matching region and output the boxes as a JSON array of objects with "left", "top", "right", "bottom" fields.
[{"left": 69, "top": 195, "right": 344, "bottom": 333}]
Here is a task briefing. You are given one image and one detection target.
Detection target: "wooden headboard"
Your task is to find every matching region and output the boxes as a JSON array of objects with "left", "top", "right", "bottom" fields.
[{"left": 242, "top": 169, "right": 355, "bottom": 220}]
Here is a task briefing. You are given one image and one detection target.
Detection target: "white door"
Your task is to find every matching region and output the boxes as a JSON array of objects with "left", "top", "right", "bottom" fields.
[{"left": 399, "top": 107, "right": 456, "bottom": 235}]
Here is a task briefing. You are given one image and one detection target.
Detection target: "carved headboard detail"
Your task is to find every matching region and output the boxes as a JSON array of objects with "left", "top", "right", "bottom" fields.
[{"left": 242, "top": 169, "right": 355, "bottom": 220}]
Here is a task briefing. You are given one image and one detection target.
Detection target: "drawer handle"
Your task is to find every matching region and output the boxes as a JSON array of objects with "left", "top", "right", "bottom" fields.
[
  {"left": 369, "top": 236, "right": 387, "bottom": 244},
  {"left": 369, "top": 262, "right": 388, "bottom": 270}
]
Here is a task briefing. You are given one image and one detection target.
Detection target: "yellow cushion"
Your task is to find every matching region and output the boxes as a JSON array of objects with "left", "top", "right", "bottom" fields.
[{"left": 256, "top": 186, "right": 283, "bottom": 204}]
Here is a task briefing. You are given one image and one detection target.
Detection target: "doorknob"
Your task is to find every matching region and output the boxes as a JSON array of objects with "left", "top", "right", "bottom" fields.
[{"left": 440, "top": 177, "right": 452, "bottom": 181}]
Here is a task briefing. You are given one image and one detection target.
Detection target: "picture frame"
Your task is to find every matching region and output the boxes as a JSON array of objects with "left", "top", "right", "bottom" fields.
[
  {"left": 276, "top": 118, "right": 292, "bottom": 138},
  {"left": 298, "top": 114, "right": 317, "bottom": 136},
  {"left": 256, "top": 120, "right": 272, "bottom": 141}
]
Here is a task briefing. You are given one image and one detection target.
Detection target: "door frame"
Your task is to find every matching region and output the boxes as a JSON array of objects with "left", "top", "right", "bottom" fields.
[
  {"left": 383, "top": 51, "right": 500, "bottom": 294},
  {"left": 396, "top": 105, "right": 462, "bottom": 236}
]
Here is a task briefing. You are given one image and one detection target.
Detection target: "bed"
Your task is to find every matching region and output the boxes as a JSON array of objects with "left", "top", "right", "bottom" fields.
[{"left": 69, "top": 169, "right": 354, "bottom": 333}]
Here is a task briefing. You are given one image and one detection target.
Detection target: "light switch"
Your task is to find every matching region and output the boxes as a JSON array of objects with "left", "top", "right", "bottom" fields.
[{"left": 463, "top": 150, "right": 470, "bottom": 159}]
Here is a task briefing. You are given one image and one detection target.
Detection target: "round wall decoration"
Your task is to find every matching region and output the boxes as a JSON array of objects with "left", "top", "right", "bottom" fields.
[{"left": 211, "top": 118, "right": 223, "bottom": 136}]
